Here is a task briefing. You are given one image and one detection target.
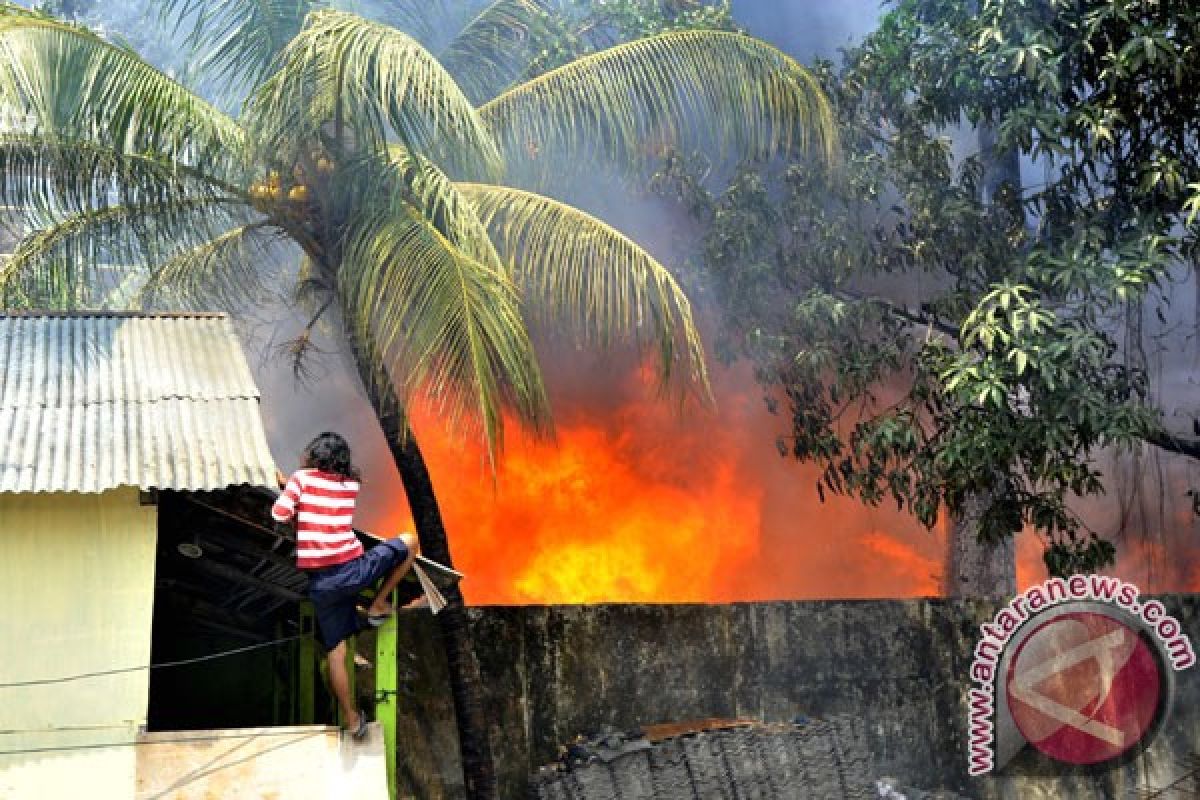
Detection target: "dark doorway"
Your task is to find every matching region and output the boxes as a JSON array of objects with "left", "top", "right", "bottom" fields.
[{"left": 147, "top": 488, "right": 332, "bottom": 730}]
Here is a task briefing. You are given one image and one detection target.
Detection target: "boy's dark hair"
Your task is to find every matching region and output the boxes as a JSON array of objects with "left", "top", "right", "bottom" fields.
[{"left": 302, "top": 432, "right": 361, "bottom": 481}]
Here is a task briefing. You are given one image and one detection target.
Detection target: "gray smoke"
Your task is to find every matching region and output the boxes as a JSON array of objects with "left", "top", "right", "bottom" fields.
[{"left": 26, "top": 0, "right": 1199, "bottom": 592}]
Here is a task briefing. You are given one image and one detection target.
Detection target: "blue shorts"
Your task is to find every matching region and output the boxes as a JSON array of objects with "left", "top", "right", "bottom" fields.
[{"left": 307, "top": 539, "right": 409, "bottom": 651}]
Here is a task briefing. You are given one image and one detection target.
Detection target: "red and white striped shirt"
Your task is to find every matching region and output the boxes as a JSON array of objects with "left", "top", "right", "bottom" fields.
[{"left": 271, "top": 469, "right": 364, "bottom": 569}]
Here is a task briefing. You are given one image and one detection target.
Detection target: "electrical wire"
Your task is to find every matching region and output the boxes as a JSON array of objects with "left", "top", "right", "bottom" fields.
[
  {"left": 0, "top": 633, "right": 328, "bottom": 757},
  {"left": 0, "top": 634, "right": 302, "bottom": 689},
  {"left": 0, "top": 728, "right": 330, "bottom": 757}
]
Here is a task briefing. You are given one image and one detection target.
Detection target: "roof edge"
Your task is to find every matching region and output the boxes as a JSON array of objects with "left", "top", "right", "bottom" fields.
[
  {"left": 0, "top": 310, "right": 229, "bottom": 319},
  {"left": 0, "top": 479, "right": 276, "bottom": 496}
]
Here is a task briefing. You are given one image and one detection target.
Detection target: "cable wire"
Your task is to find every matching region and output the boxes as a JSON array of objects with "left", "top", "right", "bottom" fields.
[
  {"left": 0, "top": 634, "right": 302, "bottom": 689},
  {"left": 0, "top": 728, "right": 330, "bottom": 757},
  {"left": 0, "top": 634, "right": 322, "bottom": 757}
]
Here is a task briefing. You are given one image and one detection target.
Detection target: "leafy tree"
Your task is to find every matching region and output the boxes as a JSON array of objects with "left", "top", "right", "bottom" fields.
[
  {"left": 656, "top": 0, "right": 1200, "bottom": 582},
  {"left": 0, "top": 2, "right": 835, "bottom": 796}
]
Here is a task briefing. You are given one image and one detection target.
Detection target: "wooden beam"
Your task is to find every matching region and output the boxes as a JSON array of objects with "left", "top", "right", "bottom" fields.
[
  {"left": 156, "top": 576, "right": 220, "bottom": 600},
  {"left": 191, "top": 616, "right": 269, "bottom": 643},
  {"left": 197, "top": 530, "right": 295, "bottom": 572},
  {"left": 183, "top": 594, "right": 267, "bottom": 634},
  {"left": 189, "top": 556, "right": 303, "bottom": 603},
  {"left": 181, "top": 494, "right": 295, "bottom": 542}
]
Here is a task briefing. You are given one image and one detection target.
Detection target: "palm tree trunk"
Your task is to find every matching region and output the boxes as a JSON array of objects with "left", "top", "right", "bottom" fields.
[{"left": 344, "top": 332, "right": 498, "bottom": 800}]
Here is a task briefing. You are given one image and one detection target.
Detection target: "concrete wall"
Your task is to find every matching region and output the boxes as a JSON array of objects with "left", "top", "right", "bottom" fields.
[
  {"left": 392, "top": 598, "right": 1200, "bottom": 799},
  {"left": 0, "top": 488, "right": 158, "bottom": 800}
]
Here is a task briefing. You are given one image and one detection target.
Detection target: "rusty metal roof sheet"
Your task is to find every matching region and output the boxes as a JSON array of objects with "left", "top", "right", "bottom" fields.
[{"left": 0, "top": 312, "right": 277, "bottom": 493}]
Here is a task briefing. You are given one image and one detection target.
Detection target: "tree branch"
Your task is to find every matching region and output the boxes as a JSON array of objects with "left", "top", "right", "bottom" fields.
[
  {"left": 1141, "top": 426, "right": 1200, "bottom": 460},
  {"left": 833, "top": 288, "right": 1200, "bottom": 463},
  {"left": 832, "top": 287, "right": 960, "bottom": 337}
]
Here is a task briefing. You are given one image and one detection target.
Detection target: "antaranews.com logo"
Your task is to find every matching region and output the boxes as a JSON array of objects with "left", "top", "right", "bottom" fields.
[{"left": 967, "top": 575, "right": 1196, "bottom": 776}]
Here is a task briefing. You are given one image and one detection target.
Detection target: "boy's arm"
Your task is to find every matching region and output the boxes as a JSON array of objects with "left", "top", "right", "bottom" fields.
[{"left": 271, "top": 474, "right": 302, "bottom": 522}]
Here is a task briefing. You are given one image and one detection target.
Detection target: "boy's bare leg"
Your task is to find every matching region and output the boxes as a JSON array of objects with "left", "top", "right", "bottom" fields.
[
  {"left": 327, "top": 640, "right": 359, "bottom": 731},
  {"left": 366, "top": 532, "right": 419, "bottom": 617}
]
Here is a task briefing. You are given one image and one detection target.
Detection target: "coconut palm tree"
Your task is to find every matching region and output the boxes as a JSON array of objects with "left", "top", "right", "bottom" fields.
[{"left": 0, "top": 3, "right": 835, "bottom": 796}]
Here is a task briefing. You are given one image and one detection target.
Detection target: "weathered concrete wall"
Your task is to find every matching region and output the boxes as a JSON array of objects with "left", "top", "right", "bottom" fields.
[{"left": 393, "top": 598, "right": 1200, "bottom": 799}]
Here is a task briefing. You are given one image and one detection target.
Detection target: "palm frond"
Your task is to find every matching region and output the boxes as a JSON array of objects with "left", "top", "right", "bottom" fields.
[
  {"left": 479, "top": 30, "right": 837, "bottom": 178},
  {"left": 383, "top": 144, "right": 506, "bottom": 274},
  {"left": 0, "top": 134, "right": 232, "bottom": 221},
  {"left": 161, "top": 0, "right": 316, "bottom": 93},
  {"left": 137, "top": 220, "right": 287, "bottom": 310},
  {"left": 457, "top": 182, "right": 708, "bottom": 394},
  {"left": 0, "top": 196, "right": 251, "bottom": 308},
  {"left": 247, "top": 9, "right": 501, "bottom": 179},
  {"left": 339, "top": 201, "right": 550, "bottom": 456},
  {"left": 0, "top": 5, "right": 244, "bottom": 166},
  {"left": 440, "top": 0, "right": 552, "bottom": 104}
]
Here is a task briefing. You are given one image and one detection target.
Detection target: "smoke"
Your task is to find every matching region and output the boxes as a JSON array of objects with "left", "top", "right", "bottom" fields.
[
  {"left": 731, "top": 2, "right": 1200, "bottom": 593},
  {"left": 27, "top": 0, "right": 1200, "bottom": 600},
  {"left": 1056, "top": 258, "right": 1200, "bottom": 594},
  {"left": 732, "top": 0, "right": 881, "bottom": 61}
]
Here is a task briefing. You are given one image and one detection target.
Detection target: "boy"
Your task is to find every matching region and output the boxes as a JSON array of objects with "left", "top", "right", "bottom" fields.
[{"left": 273, "top": 432, "right": 418, "bottom": 738}]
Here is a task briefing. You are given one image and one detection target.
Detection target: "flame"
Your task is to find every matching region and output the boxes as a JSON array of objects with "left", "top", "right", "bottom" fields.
[
  {"left": 317, "top": 350, "right": 1200, "bottom": 604},
  {"left": 361, "top": 353, "right": 949, "bottom": 605},
  {"left": 1014, "top": 469, "right": 1200, "bottom": 595},
  {"left": 1016, "top": 529, "right": 1048, "bottom": 590},
  {"left": 268, "top": 334, "right": 1200, "bottom": 603}
]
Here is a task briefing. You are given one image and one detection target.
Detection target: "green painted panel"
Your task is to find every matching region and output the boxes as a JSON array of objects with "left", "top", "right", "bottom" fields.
[
  {"left": 344, "top": 633, "right": 357, "bottom": 726},
  {"left": 299, "top": 601, "right": 316, "bottom": 724},
  {"left": 375, "top": 590, "right": 399, "bottom": 800}
]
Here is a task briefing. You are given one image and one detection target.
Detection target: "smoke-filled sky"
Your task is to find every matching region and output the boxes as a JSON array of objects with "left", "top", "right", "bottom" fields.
[
  {"left": 243, "top": 0, "right": 949, "bottom": 603},
  {"left": 34, "top": 0, "right": 1200, "bottom": 600},
  {"left": 733, "top": 0, "right": 881, "bottom": 59}
]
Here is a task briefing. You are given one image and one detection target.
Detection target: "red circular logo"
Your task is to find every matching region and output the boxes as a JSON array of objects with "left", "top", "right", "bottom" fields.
[{"left": 1005, "top": 611, "right": 1163, "bottom": 765}]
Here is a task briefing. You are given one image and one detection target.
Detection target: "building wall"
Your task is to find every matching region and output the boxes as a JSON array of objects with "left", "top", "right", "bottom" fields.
[
  {"left": 134, "top": 724, "right": 389, "bottom": 799},
  {"left": 393, "top": 599, "right": 1200, "bottom": 799},
  {"left": 0, "top": 488, "right": 158, "bottom": 799}
]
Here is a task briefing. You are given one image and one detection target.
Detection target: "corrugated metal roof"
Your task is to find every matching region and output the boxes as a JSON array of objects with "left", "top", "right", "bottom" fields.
[{"left": 0, "top": 312, "right": 278, "bottom": 493}]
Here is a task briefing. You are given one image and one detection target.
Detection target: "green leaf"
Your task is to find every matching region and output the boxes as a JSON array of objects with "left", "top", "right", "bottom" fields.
[
  {"left": 340, "top": 201, "right": 551, "bottom": 458},
  {"left": 458, "top": 181, "right": 708, "bottom": 395},
  {"left": 0, "top": 7, "right": 244, "bottom": 165},
  {"left": 480, "top": 30, "right": 838, "bottom": 179},
  {"left": 246, "top": 9, "right": 502, "bottom": 179}
]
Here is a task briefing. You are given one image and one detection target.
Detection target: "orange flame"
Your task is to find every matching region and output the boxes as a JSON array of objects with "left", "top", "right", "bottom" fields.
[
  {"left": 363, "top": 355, "right": 952, "bottom": 605},
  {"left": 347, "top": 350, "right": 1200, "bottom": 603}
]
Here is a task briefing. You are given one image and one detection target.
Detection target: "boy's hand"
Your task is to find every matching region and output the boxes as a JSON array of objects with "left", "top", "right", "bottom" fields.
[{"left": 275, "top": 467, "right": 288, "bottom": 489}]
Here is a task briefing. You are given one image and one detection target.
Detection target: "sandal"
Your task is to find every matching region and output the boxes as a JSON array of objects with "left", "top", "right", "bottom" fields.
[
  {"left": 357, "top": 603, "right": 394, "bottom": 627},
  {"left": 365, "top": 602, "right": 398, "bottom": 626},
  {"left": 350, "top": 708, "right": 369, "bottom": 740},
  {"left": 366, "top": 610, "right": 392, "bottom": 627}
]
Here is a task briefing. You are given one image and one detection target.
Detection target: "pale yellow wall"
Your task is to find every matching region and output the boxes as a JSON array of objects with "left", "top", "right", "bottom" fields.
[
  {"left": 0, "top": 487, "right": 157, "bottom": 799},
  {"left": 134, "top": 725, "right": 388, "bottom": 799}
]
